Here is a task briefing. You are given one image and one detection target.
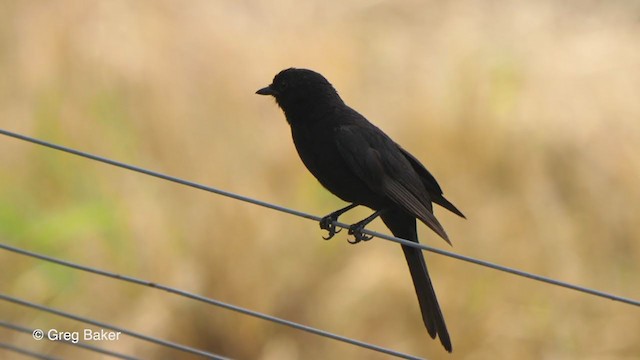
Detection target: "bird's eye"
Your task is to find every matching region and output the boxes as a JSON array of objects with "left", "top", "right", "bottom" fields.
[{"left": 280, "top": 81, "right": 288, "bottom": 90}]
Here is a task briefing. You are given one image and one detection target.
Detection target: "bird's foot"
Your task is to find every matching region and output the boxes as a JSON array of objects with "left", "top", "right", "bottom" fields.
[
  {"left": 347, "top": 222, "right": 373, "bottom": 244},
  {"left": 319, "top": 204, "right": 359, "bottom": 240},
  {"left": 320, "top": 214, "right": 342, "bottom": 240}
]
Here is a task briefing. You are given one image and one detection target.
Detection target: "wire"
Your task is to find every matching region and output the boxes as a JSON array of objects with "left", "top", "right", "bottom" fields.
[
  {"left": 0, "top": 320, "right": 140, "bottom": 360},
  {"left": 0, "top": 242, "right": 423, "bottom": 360},
  {"left": 0, "top": 293, "right": 229, "bottom": 360},
  {"left": 0, "top": 341, "right": 60, "bottom": 360},
  {"left": 1, "top": 128, "right": 637, "bottom": 308}
]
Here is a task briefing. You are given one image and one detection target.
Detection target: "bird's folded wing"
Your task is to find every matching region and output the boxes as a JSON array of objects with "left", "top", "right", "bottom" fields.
[
  {"left": 399, "top": 147, "right": 465, "bottom": 219},
  {"left": 334, "top": 125, "right": 450, "bottom": 243}
]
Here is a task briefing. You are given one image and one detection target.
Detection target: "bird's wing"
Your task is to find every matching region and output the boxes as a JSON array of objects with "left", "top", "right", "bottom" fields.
[
  {"left": 397, "top": 146, "right": 443, "bottom": 194},
  {"left": 334, "top": 124, "right": 450, "bottom": 243},
  {"left": 399, "top": 147, "right": 466, "bottom": 218}
]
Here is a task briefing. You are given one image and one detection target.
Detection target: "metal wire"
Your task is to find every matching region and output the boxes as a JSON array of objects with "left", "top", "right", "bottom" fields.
[
  {"left": 0, "top": 242, "right": 423, "bottom": 360},
  {"left": 0, "top": 320, "right": 140, "bottom": 360},
  {"left": 0, "top": 341, "right": 60, "bottom": 360},
  {"left": 1, "top": 128, "right": 637, "bottom": 307},
  {"left": 0, "top": 293, "right": 229, "bottom": 360}
]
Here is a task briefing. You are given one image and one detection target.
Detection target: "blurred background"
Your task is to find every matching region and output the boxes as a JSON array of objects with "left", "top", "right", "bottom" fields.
[{"left": 1, "top": 1, "right": 639, "bottom": 359}]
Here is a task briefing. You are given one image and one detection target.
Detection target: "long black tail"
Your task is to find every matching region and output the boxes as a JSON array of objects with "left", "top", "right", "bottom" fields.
[{"left": 381, "top": 209, "right": 452, "bottom": 353}]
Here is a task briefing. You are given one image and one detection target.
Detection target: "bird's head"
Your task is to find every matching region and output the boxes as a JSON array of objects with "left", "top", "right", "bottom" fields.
[{"left": 256, "top": 68, "right": 343, "bottom": 120}]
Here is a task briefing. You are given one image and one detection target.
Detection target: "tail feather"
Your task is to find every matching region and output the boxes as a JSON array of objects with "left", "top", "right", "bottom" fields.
[{"left": 381, "top": 209, "right": 452, "bottom": 353}]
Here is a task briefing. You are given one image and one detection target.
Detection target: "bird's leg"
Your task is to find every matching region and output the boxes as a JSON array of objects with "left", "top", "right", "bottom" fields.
[
  {"left": 320, "top": 203, "right": 359, "bottom": 240},
  {"left": 348, "top": 209, "right": 386, "bottom": 244}
]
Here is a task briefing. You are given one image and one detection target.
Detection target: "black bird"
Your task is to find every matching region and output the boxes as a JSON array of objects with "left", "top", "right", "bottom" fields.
[{"left": 257, "top": 68, "right": 464, "bottom": 352}]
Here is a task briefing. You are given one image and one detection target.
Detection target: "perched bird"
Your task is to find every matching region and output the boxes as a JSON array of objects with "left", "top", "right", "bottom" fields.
[{"left": 257, "top": 68, "right": 464, "bottom": 352}]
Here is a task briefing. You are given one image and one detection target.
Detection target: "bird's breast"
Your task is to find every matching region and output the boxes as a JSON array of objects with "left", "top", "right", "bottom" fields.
[{"left": 289, "top": 123, "right": 386, "bottom": 208}]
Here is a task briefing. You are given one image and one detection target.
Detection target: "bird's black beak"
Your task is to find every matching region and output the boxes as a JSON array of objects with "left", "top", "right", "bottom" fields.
[{"left": 256, "top": 85, "right": 277, "bottom": 96}]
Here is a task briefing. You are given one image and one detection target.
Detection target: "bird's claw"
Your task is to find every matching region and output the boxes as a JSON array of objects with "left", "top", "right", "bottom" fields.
[
  {"left": 347, "top": 223, "right": 373, "bottom": 244},
  {"left": 320, "top": 215, "right": 341, "bottom": 240}
]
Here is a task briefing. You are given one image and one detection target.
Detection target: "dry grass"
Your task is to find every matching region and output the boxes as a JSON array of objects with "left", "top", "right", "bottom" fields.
[{"left": 1, "top": 1, "right": 639, "bottom": 359}]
